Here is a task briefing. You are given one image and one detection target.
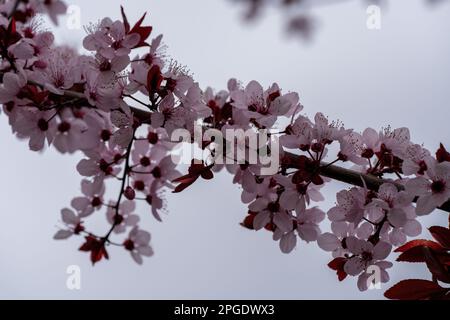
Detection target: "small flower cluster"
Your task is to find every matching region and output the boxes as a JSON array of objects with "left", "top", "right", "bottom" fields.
[{"left": 0, "top": 0, "right": 449, "bottom": 297}]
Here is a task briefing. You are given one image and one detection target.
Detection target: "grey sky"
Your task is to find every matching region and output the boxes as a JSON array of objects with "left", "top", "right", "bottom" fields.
[{"left": 0, "top": 0, "right": 449, "bottom": 299}]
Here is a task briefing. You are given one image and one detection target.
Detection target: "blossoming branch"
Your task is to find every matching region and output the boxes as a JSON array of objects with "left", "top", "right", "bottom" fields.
[{"left": 0, "top": 0, "right": 449, "bottom": 299}]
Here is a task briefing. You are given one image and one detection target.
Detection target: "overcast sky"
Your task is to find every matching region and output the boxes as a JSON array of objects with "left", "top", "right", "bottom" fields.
[{"left": 0, "top": 0, "right": 449, "bottom": 299}]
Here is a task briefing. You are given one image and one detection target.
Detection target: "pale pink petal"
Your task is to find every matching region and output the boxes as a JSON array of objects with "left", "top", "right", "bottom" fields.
[
  {"left": 317, "top": 233, "right": 340, "bottom": 251},
  {"left": 280, "top": 232, "right": 297, "bottom": 254}
]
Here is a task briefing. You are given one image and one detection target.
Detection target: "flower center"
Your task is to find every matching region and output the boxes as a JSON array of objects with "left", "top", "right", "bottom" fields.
[
  {"left": 123, "top": 239, "right": 135, "bottom": 251},
  {"left": 58, "top": 121, "right": 71, "bottom": 133},
  {"left": 113, "top": 214, "right": 124, "bottom": 225},
  {"left": 100, "top": 129, "right": 111, "bottom": 141},
  {"left": 37, "top": 118, "right": 48, "bottom": 131},
  {"left": 152, "top": 167, "right": 162, "bottom": 179},
  {"left": 140, "top": 156, "right": 151, "bottom": 167},
  {"left": 296, "top": 183, "right": 308, "bottom": 195},
  {"left": 361, "top": 251, "right": 373, "bottom": 261},
  {"left": 431, "top": 180, "right": 446, "bottom": 194},
  {"left": 91, "top": 197, "right": 102, "bottom": 207},
  {"left": 267, "top": 202, "right": 280, "bottom": 213}
]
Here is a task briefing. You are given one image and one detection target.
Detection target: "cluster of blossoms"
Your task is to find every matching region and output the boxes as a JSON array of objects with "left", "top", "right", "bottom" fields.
[{"left": 0, "top": 0, "right": 449, "bottom": 297}]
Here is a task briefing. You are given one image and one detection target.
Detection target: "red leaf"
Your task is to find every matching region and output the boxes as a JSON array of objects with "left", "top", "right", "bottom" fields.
[
  {"left": 128, "top": 12, "right": 153, "bottom": 48},
  {"left": 429, "top": 226, "right": 450, "bottom": 248},
  {"left": 146, "top": 65, "right": 163, "bottom": 94},
  {"left": 21, "top": 85, "right": 49, "bottom": 105},
  {"left": 172, "top": 174, "right": 195, "bottom": 184},
  {"left": 384, "top": 279, "right": 447, "bottom": 300},
  {"left": 328, "top": 257, "right": 348, "bottom": 282},
  {"left": 423, "top": 247, "right": 450, "bottom": 284},
  {"left": 79, "top": 236, "right": 109, "bottom": 265},
  {"left": 240, "top": 215, "right": 255, "bottom": 230},
  {"left": 120, "top": 6, "right": 130, "bottom": 33},
  {"left": 397, "top": 246, "right": 430, "bottom": 263},
  {"left": 172, "top": 161, "right": 214, "bottom": 193},
  {"left": 436, "top": 143, "right": 450, "bottom": 163},
  {"left": 8, "top": 17, "right": 16, "bottom": 35},
  {"left": 129, "top": 12, "right": 147, "bottom": 34},
  {"left": 172, "top": 177, "right": 198, "bottom": 193},
  {"left": 200, "top": 169, "right": 214, "bottom": 180},
  {"left": 395, "top": 239, "right": 443, "bottom": 253}
]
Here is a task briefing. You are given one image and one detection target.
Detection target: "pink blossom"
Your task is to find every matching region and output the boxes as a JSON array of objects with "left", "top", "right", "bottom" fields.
[
  {"left": 402, "top": 144, "right": 431, "bottom": 176},
  {"left": 147, "top": 155, "right": 181, "bottom": 190},
  {"left": 145, "top": 186, "right": 166, "bottom": 222},
  {"left": 106, "top": 200, "right": 139, "bottom": 234},
  {"left": 53, "top": 208, "right": 84, "bottom": 240},
  {"left": 83, "top": 18, "right": 140, "bottom": 59},
  {"left": 312, "top": 113, "right": 350, "bottom": 144},
  {"left": 238, "top": 169, "right": 277, "bottom": 204},
  {"left": 151, "top": 93, "right": 187, "bottom": 134},
  {"left": 230, "top": 80, "right": 299, "bottom": 128},
  {"left": 357, "top": 261, "right": 392, "bottom": 291},
  {"left": 276, "top": 175, "right": 324, "bottom": 213},
  {"left": 71, "top": 178, "right": 105, "bottom": 217},
  {"left": 371, "top": 183, "right": 415, "bottom": 228},
  {"left": 123, "top": 226, "right": 153, "bottom": 264},
  {"left": 328, "top": 187, "right": 367, "bottom": 224},
  {"left": 406, "top": 158, "right": 450, "bottom": 215},
  {"left": 248, "top": 197, "right": 283, "bottom": 230},
  {"left": 12, "top": 109, "right": 56, "bottom": 151},
  {"left": 280, "top": 115, "right": 313, "bottom": 149},
  {"left": 296, "top": 207, "right": 325, "bottom": 242},
  {"left": 338, "top": 132, "right": 366, "bottom": 164},
  {"left": 0, "top": 72, "right": 26, "bottom": 103},
  {"left": 76, "top": 144, "right": 123, "bottom": 179},
  {"left": 110, "top": 110, "right": 134, "bottom": 148},
  {"left": 380, "top": 127, "right": 410, "bottom": 159},
  {"left": 32, "top": 47, "right": 82, "bottom": 95},
  {"left": 163, "top": 68, "right": 194, "bottom": 99},
  {"left": 343, "top": 236, "right": 392, "bottom": 276},
  {"left": 52, "top": 109, "right": 98, "bottom": 153}
]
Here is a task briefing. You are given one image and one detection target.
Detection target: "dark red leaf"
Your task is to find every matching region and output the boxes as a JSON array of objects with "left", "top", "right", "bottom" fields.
[
  {"left": 129, "top": 12, "right": 147, "bottom": 34},
  {"left": 423, "top": 247, "right": 450, "bottom": 284},
  {"left": 8, "top": 17, "right": 16, "bottom": 35},
  {"left": 429, "top": 226, "right": 450, "bottom": 248},
  {"left": 328, "top": 257, "right": 348, "bottom": 282},
  {"left": 384, "top": 279, "right": 447, "bottom": 300},
  {"left": 240, "top": 215, "right": 255, "bottom": 230},
  {"left": 128, "top": 12, "right": 153, "bottom": 48},
  {"left": 172, "top": 177, "right": 198, "bottom": 193},
  {"left": 146, "top": 65, "right": 163, "bottom": 94},
  {"left": 397, "top": 246, "right": 430, "bottom": 263},
  {"left": 172, "top": 161, "right": 214, "bottom": 193},
  {"left": 131, "top": 28, "right": 152, "bottom": 48},
  {"left": 436, "top": 143, "right": 450, "bottom": 163},
  {"left": 200, "top": 169, "right": 214, "bottom": 180},
  {"left": 120, "top": 6, "right": 130, "bottom": 33},
  {"left": 311, "top": 174, "right": 324, "bottom": 185},
  {"left": 79, "top": 236, "right": 109, "bottom": 265},
  {"left": 395, "top": 239, "right": 443, "bottom": 253},
  {"left": 172, "top": 174, "right": 195, "bottom": 184}
]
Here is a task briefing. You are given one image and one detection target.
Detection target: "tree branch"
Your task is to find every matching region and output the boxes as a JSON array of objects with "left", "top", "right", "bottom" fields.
[
  {"left": 8, "top": 78, "right": 450, "bottom": 214},
  {"left": 283, "top": 152, "right": 450, "bottom": 213}
]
